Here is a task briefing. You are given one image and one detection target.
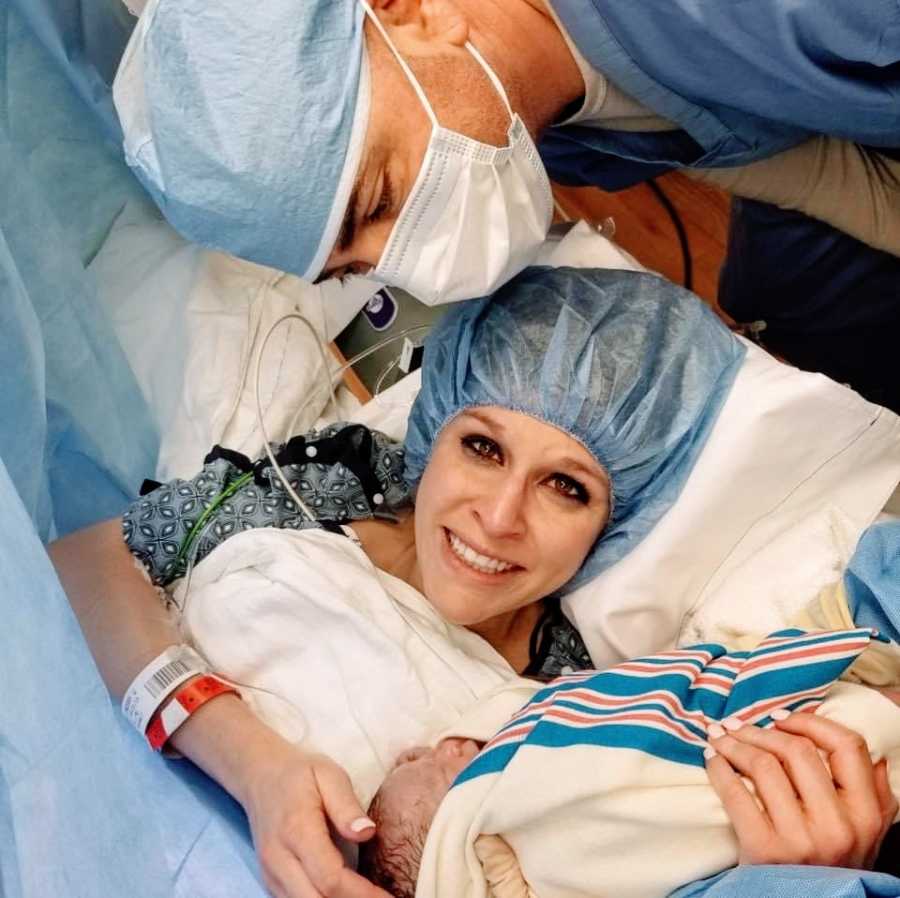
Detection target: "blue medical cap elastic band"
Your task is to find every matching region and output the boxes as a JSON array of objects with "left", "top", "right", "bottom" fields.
[
  {"left": 404, "top": 266, "right": 746, "bottom": 593},
  {"left": 124, "top": 0, "right": 367, "bottom": 279}
]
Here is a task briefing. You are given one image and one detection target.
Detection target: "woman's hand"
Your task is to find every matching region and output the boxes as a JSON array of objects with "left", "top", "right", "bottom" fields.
[
  {"left": 235, "top": 731, "right": 391, "bottom": 898},
  {"left": 705, "top": 712, "right": 897, "bottom": 869}
]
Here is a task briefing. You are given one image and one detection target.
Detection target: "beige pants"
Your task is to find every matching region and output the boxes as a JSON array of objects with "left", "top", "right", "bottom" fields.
[{"left": 688, "top": 138, "right": 900, "bottom": 258}]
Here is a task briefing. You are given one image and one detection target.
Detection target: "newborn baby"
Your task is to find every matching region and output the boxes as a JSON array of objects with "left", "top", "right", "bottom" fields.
[{"left": 359, "top": 628, "right": 900, "bottom": 898}]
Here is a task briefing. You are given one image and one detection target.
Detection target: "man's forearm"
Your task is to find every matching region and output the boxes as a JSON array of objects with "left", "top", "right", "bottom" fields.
[{"left": 688, "top": 137, "right": 900, "bottom": 259}]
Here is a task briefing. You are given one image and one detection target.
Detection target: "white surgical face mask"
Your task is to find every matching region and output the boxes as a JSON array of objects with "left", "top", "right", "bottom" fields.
[{"left": 360, "top": 4, "right": 553, "bottom": 305}]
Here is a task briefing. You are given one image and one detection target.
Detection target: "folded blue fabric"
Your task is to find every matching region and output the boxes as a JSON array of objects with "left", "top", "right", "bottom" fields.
[
  {"left": 0, "top": 3, "right": 157, "bottom": 539},
  {"left": 9, "top": 0, "right": 135, "bottom": 140},
  {"left": 671, "top": 864, "right": 900, "bottom": 898},
  {"left": 0, "top": 457, "right": 267, "bottom": 898},
  {"left": 845, "top": 521, "right": 900, "bottom": 644},
  {"left": 122, "top": 0, "right": 368, "bottom": 280}
]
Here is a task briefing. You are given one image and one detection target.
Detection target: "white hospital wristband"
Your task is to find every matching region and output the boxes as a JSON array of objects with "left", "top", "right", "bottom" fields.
[{"left": 121, "top": 645, "right": 210, "bottom": 736}]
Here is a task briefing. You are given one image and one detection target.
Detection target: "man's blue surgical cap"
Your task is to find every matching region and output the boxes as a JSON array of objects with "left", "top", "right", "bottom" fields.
[
  {"left": 404, "top": 267, "right": 747, "bottom": 593},
  {"left": 115, "top": 0, "right": 367, "bottom": 280}
]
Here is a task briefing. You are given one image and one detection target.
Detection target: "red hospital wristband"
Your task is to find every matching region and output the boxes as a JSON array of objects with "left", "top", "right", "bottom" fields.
[{"left": 146, "top": 674, "right": 239, "bottom": 752}]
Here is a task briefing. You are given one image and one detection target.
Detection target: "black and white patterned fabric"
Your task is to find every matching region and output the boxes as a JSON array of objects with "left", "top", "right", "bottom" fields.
[
  {"left": 123, "top": 423, "right": 411, "bottom": 587},
  {"left": 525, "top": 601, "right": 594, "bottom": 679}
]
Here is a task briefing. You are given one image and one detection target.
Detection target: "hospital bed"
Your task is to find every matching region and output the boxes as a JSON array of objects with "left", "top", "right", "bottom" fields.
[{"left": 1, "top": 3, "right": 899, "bottom": 897}]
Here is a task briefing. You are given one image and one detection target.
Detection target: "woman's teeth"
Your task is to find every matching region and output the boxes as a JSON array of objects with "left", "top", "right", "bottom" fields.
[{"left": 448, "top": 532, "right": 514, "bottom": 574}]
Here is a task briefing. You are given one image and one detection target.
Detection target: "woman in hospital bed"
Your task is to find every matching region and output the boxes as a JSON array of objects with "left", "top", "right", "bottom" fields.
[{"left": 50, "top": 267, "right": 895, "bottom": 898}]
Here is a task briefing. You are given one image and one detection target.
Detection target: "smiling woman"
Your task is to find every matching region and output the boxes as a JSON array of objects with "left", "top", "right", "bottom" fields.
[
  {"left": 58, "top": 266, "right": 890, "bottom": 898},
  {"left": 413, "top": 407, "right": 610, "bottom": 633},
  {"left": 403, "top": 265, "right": 745, "bottom": 589}
]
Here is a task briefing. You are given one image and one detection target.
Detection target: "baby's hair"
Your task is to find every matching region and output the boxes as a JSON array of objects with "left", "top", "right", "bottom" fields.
[{"left": 358, "top": 788, "right": 429, "bottom": 898}]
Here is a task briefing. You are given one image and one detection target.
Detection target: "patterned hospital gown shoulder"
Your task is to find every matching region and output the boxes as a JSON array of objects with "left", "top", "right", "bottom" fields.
[{"left": 123, "top": 423, "right": 411, "bottom": 587}]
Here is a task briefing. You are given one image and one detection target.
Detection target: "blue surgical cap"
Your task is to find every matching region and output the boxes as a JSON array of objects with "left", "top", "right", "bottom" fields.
[
  {"left": 404, "top": 267, "right": 746, "bottom": 593},
  {"left": 115, "top": 0, "right": 368, "bottom": 280}
]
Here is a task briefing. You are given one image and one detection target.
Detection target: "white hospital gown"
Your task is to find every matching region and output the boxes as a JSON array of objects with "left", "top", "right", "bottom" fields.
[{"left": 174, "top": 526, "right": 526, "bottom": 807}]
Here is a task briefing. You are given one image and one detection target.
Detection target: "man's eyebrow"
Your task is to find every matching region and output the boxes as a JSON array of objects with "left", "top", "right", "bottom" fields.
[{"left": 337, "top": 183, "right": 361, "bottom": 253}]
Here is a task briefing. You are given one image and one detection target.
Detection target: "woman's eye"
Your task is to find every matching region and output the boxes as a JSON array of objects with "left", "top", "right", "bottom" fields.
[
  {"left": 461, "top": 435, "right": 502, "bottom": 462},
  {"left": 548, "top": 474, "right": 589, "bottom": 504}
]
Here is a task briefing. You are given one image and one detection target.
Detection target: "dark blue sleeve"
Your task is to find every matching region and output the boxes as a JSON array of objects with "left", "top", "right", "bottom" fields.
[
  {"left": 719, "top": 199, "right": 900, "bottom": 415},
  {"left": 538, "top": 127, "right": 692, "bottom": 190}
]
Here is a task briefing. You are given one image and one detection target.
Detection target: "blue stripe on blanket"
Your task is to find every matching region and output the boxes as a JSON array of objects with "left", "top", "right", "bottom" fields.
[{"left": 454, "top": 629, "right": 876, "bottom": 787}]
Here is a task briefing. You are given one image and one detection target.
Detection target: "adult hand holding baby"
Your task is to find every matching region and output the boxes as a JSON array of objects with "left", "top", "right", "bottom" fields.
[
  {"left": 706, "top": 712, "right": 898, "bottom": 870},
  {"left": 226, "top": 726, "right": 388, "bottom": 898}
]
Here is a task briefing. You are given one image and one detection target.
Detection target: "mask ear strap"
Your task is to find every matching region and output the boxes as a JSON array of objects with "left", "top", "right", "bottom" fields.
[
  {"left": 358, "top": 1, "right": 439, "bottom": 129},
  {"left": 464, "top": 41, "right": 515, "bottom": 120}
]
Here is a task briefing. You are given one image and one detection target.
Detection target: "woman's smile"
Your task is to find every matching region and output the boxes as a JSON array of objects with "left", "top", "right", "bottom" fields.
[{"left": 442, "top": 527, "right": 522, "bottom": 578}]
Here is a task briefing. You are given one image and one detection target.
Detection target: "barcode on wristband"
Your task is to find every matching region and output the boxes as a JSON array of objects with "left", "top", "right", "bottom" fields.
[
  {"left": 122, "top": 645, "right": 210, "bottom": 736},
  {"left": 144, "top": 658, "right": 192, "bottom": 699}
]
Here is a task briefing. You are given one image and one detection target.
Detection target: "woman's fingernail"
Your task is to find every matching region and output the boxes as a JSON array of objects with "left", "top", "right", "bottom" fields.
[
  {"left": 770, "top": 708, "right": 791, "bottom": 721},
  {"left": 350, "top": 817, "right": 376, "bottom": 833},
  {"left": 707, "top": 723, "right": 726, "bottom": 739},
  {"left": 704, "top": 746, "right": 718, "bottom": 760},
  {"left": 722, "top": 716, "right": 744, "bottom": 732}
]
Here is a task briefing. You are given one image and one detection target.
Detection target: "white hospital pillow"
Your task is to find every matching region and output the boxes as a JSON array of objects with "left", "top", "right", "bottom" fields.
[
  {"left": 562, "top": 341, "right": 900, "bottom": 666},
  {"left": 359, "top": 345, "right": 900, "bottom": 666}
]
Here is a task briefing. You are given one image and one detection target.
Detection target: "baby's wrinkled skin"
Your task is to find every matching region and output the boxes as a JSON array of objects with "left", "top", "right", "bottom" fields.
[
  {"left": 360, "top": 738, "right": 482, "bottom": 896},
  {"left": 378, "top": 737, "right": 481, "bottom": 828}
]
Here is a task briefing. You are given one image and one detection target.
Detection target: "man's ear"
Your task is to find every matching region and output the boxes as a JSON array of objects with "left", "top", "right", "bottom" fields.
[
  {"left": 367, "top": 0, "right": 469, "bottom": 48},
  {"left": 367, "top": 0, "right": 423, "bottom": 26}
]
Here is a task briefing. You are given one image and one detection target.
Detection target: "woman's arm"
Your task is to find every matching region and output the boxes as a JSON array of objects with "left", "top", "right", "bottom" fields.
[
  {"left": 48, "top": 519, "right": 389, "bottom": 898},
  {"left": 705, "top": 713, "right": 897, "bottom": 869}
]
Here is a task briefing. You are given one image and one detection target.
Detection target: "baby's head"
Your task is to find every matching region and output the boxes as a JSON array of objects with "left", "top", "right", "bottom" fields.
[{"left": 359, "top": 738, "right": 481, "bottom": 898}]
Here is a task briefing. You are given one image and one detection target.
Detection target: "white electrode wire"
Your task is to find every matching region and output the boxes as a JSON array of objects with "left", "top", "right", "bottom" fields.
[
  {"left": 171, "top": 319, "right": 331, "bottom": 729},
  {"left": 181, "top": 318, "right": 434, "bottom": 617},
  {"left": 176, "top": 311, "right": 329, "bottom": 621},
  {"left": 171, "top": 315, "right": 447, "bottom": 732},
  {"left": 340, "top": 324, "right": 430, "bottom": 375},
  {"left": 373, "top": 357, "right": 401, "bottom": 396},
  {"left": 254, "top": 312, "right": 337, "bottom": 524},
  {"left": 167, "top": 310, "right": 435, "bottom": 732}
]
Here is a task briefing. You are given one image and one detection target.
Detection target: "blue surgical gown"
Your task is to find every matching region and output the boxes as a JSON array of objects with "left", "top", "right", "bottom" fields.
[{"left": 541, "top": 0, "right": 900, "bottom": 189}]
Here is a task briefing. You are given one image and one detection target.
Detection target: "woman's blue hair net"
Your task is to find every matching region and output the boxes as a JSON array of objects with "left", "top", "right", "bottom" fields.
[{"left": 404, "top": 266, "right": 746, "bottom": 592}]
